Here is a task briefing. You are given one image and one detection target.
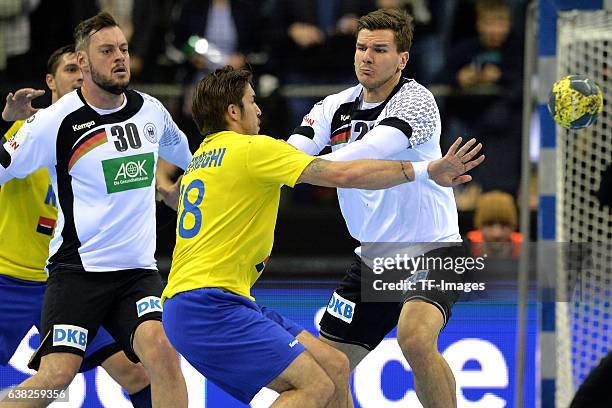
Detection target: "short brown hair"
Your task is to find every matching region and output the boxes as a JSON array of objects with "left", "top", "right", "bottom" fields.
[
  {"left": 475, "top": 0, "right": 510, "bottom": 18},
  {"left": 47, "top": 44, "right": 76, "bottom": 75},
  {"left": 74, "top": 12, "right": 119, "bottom": 52},
  {"left": 357, "top": 8, "right": 414, "bottom": 52},
  {"left": 191, "top": 66, "right": 253, "bottom": 135},
  {"left": 474, "top": 191, "right": 518, "bottom": 229}
]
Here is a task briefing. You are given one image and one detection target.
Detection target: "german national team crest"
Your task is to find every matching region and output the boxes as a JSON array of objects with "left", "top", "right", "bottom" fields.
[{"left": 143, "top": 123, "right": 157, "bottom": 143}]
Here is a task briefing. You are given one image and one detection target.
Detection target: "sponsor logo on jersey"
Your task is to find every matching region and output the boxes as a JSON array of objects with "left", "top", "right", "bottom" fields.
[
  {"left": 72, "top": 121, "right": 96, "bottom": 132},
  {"left": 303, "top": 115, "right": 315, "bottom": 126},
  {"left": 143, "top": 123, "right": 157, "bottom": 143},
  {"left": 289, "top": 339, "right": 299, "bottom": 348},
  {"left": 26, "top": 114, "right": 36, "bottom": 123},
  {"left": 4, "top": 131, "right": 28, "bottom": 154},
  {"left": 136, "top": 296, "right": 163, "bottom": 317},
  {"left": 102, "top": 152, "right": 155, "bottom": 193},
  {"left": 52, "top": 324, "right": 88, "bottom": 351},
  {"left": 326, "top": 292, "right": 355, "bottom": 323},
  {"left": 340, "top": 114, "right": 351, "bottom": 122}
]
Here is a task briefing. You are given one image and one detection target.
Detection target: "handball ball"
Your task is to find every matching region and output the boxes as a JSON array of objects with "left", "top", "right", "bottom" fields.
[{"left": 547, "top": 74, "right": 603, "bottom": 129}]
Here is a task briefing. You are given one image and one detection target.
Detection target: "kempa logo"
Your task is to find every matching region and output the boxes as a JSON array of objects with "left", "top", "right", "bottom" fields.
[
  {"left": 72, "top": 121, "right": 96, "bottom": 131},
  {"left": 102, "top": 152, "right": 155, "bottom": 193}
]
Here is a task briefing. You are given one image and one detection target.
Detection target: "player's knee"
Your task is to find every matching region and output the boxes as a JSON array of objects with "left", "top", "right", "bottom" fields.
[
  {"left": 38, "top": 363, "right": 79, "bottom": 390},
  {"left": 309, "top": 372, "right": 335, "bottom": 407},
  {"left": 397, "top": 324, "right": 438, "bottom": 366},
  {"left": 325, "top": 348, "right": 350, "bottom": 383},
  {"left": 108, "top": 360, "right": 150, "bottom": 394},
  {"left": 134, "top": 323, "right": 176, "bottom": 363}
]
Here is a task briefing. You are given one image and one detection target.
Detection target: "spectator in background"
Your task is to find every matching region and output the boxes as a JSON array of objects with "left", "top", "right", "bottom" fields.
[
  {"left": 129, "top": 0, "right": 177, "bottom": 83},
  {"left": 467, "top": 190, "right": 522, "bottom": 258},
  {"left": 377, "top": 0, "right": 450, "bottom": 84},
  {"left": 169, "top": 0, "right": 261, "bottom": 150},
  {"left": 268, "top": 0, "right": 372, "bottom": 128},
  {"left": 437, "top": 0, "right": 523, "bottom": 195},
  {"left": 0, "top": 0, "right": 39, "bottom": 85},
  {"left": 27, "top": 0, "right": 99, "bottom": 89}
]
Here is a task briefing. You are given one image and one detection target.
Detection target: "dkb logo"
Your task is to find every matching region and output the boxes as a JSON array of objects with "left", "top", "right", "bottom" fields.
[
  {"left": 326, "top": 292, "right": 355, "bottom": 323},
  {"left": 136, "top": 296, "right": 163, "bottom": 318},
  {"left": 52, "top": 324, "right": 88, "bottom": 351}
]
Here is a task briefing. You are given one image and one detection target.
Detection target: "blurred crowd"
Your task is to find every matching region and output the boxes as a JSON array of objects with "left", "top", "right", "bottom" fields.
[{"left": 0, "top": 0, "right": 529, "bottom": 232}]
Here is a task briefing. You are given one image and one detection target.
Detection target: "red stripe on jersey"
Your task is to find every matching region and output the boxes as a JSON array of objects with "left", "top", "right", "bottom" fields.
[
  {"left": 68, "top": 131, "right": 107, "bottom": 171},
  {"left": 331, "top": 129, "right": 350, "bottom": 145}
]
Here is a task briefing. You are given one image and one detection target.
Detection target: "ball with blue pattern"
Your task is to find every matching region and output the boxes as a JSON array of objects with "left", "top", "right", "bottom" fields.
[{"left": 547, "top": 74, "right": 603, "bottom": 129}]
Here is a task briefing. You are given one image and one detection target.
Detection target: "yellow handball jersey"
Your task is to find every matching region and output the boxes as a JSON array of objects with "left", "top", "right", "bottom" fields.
[
  {"left": 163, "top": 131, "right": 315, "bottom": 301},
  {"left": 0, "top": 121, "right": 57, "bottom": 281}
]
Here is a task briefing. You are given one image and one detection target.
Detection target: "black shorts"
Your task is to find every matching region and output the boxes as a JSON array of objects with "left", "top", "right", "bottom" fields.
[
  {"left": 30, "top": 268, "right": 163, "bottom": 370},
  {"left": 319, "top": 244, "right": 469, "bottom": 351}
]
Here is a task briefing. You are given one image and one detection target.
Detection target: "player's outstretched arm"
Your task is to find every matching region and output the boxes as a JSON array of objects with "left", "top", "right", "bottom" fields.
[
  {"left": 2, "top": 88, "right": 45, "bottom": 122},
  {"left": 297, "top": 137, "right": 484, "bottom": 190}
]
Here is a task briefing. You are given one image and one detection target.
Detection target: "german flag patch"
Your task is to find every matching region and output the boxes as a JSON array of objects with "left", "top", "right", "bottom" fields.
[{"left": 36, "top": 216, "right": 56, "bottom": 236}]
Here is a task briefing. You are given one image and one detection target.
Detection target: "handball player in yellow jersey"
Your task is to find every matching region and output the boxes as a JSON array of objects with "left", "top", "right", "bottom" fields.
[
  {"left": 0, "top": 45, "right": 152, "bottom": 407},
  {"left": 161, "top": 66, "right": 483, "bottom": 407}
]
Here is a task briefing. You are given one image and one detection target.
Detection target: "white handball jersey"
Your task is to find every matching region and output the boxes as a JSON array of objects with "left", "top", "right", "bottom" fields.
[
  {"left": 288, "top": 78, "right": 461, "bottom": 245},
  {"left": 0, "top": 89, "right": 192, "bottom": 272}
]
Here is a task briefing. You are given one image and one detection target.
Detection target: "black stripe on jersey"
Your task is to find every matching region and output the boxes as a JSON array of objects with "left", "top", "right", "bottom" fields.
[
  {"left": 75, "top": 89, "right": 144, "bottom": 124},
  {"left": 379, "top": 117, "right": 413, "bottom": 140},
  {"left": 292, "top": 125, "right": 315, "bottom": 139},
  {"left": 48, "top": 89, "right": 145, "bottom": 271},
  {"left": 330, "top": 101, "right": 357, "bottom": 135},
  {"left": 331, "top": 125, "right": 351, "bottom": 137},
  {"left": 0, "top": 136, "right": 10, "bottom": 168}
]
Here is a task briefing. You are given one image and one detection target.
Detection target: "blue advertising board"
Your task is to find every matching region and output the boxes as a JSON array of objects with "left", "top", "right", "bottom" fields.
[{"left": 0, "top": 281, "right": 536, "bottom": 407}]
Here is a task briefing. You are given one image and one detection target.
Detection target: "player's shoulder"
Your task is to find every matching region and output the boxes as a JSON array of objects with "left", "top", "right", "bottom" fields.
[
  {"left": 248, "top": 134, "right": 298, "bottom": 152},
  {"left": 323, "top": 83, "right": 362, "bottom": 107},
  {"left": 385, "top": 79, "right": 439, "bottom": 117},
  {"left": 396, "top": 79, "right": 436, "bottom": 102},
  {"left": 134, "top": 90, "right": 167, "bottom": 113}
]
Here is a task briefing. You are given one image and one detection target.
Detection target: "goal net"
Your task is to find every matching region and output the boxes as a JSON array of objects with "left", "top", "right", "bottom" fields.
[{"left": 554, "top": 9, "right": 612, "bottom": 407}]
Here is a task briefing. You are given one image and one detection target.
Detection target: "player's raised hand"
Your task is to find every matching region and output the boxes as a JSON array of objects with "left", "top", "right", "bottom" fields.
[
  {"left": 427, "top": 137, "right": 485, "bottom": 187},
  {"left": 2, "top": 88, "right": 46, "bottom": 122}
]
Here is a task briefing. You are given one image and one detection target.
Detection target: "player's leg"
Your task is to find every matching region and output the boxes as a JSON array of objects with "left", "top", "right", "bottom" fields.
[
  {"left": 397, "top": 300, "right": 456, "bottom": 408},
  {"left": 266, "top": 350, "right": 334, "bottom": 408},
  {"left": 132, "top": 321, "right": 186, "bottom": 407},
  {"left": 397, "top": 245, "right": 465, "bottom": 408},
  {"left": 163, "top": 287, "right": 332, "bottom": 407},
  {"left": 295, "top": 331, "right": 354, "bottom": 408},
  {"left": 100, "top": 352, "right": 150, "bottom": 397},
  {"left": 0, "top": 353, "right": 82, "bottom": 408},
  {"left": 82, "top": 327, "right": 151, "bottom": 407},
  {"left": 1, "top": 269, "right": 109, "bottom": 407},
  {"left": 0, "top": 276, "right": 46, "bottom": 366},
  {"left": 318, "top": 338, "right": 369, "bottom": 372},
  {"left": 82, "top": 326, "right": 151, "bottom": 394},
  {"left": 318, "top": 256, "right": 401, "bottom": 372},
  {"left": 106, "top": 269, "right": 186, "bottom": 408},
  {"left": 260, "top": 305, "right": 352, "bottom": 408}
]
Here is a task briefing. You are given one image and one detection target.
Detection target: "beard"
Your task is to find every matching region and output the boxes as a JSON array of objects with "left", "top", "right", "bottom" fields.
[{"left": 90, "top": 64, "right": 129, "bottom": 95}]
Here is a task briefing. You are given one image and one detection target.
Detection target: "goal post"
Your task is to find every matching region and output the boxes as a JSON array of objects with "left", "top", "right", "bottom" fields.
[{"left": 536, "top": 1, "right": 611, "bottom": 407}]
